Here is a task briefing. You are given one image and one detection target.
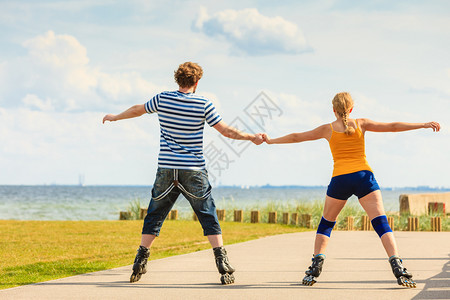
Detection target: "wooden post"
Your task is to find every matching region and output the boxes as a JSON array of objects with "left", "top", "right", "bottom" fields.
[
  {"left": 216, "top": 209, "right": 226, "bottom": 221},
  {"left": 346, "top": 216, "right": 354, "bottom": 231},
  {"left": 431, "top": 217, "right": 442, "bottom": 232},
  {"left": 306, "top": 214, "right": 311, "bottom": 228},
  {"left": 360, "top": 215, "right": 370, "bottom": 230},
  {"left": 407, "top": 217, "right": 413, "bottom": 231},
  {"left": 407, "top": 217, "right": 419, "bottom": 231},
  {"left": 139, "top": 208, "right": 148, "bottom": 219},
  {"left": 268, "top": 212, "right": 277, "bottom": 224},
  {"left": 193, "top": 213, "right": 198, "bottom": 221},
  {"left": 251, "top": 211, "right": 260, "bottom": 223},
  {"left": 437, "top": 217, "right": 442, "bottom": 231},
  {"left": 387, "top": 216, "right": 394, "bottom": 231},
  {"left": 170, "top": 210, "right": 178, "bottom": 220},
  {"left": 291, "top": 213, "right": 299, "bottom": 225},
  {"left": 234, "top": 210, "right": 243, "bottom": 222},
  {"left": 301, "top": 214, "right": 311, "bottom": 228},
  {"left": 360, "top": 215, "right": 365, "bottom": 230},
  {"left": 119, "top": 211, "right": 131, "bottom": 220},
  {"left": 282, "top": 212, "right": 290, "bottom": 225}
]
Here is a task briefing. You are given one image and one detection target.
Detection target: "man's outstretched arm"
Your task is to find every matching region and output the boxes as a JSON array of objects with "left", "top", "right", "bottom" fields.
[
  {"left": 103, "top": 104, "right": 146, "bottom": 123},
  {"left": 213, "top": 120, "right": 264, "bottom": 145}
]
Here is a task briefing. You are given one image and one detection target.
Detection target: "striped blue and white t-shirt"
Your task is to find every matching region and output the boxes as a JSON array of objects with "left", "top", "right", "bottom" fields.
[{"left": 145, "top": 91, "right": 222, "bottom": 169}]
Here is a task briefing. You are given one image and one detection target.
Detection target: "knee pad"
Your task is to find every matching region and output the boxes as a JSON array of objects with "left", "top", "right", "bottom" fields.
[
  {"left": 316, "top": 217, "right": 336, "bottom": 237},
  {"left": 371, "top": 215, "right": 393, "bottom": 238}
]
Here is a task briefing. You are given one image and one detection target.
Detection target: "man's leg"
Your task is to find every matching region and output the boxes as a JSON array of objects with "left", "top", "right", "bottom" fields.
[
  {"left": 131, "top": 168, "right": 180, "bottom": 283},
  {"left": 206, "top": 233, "right": 235, "bottom": 283},
  {"left": 131, "top": 233, "right": 157, "bottom": 282},
  {"left": 180, "top": 169, "right": 235, "bottom": 284},
  {"left": 192, "top": 203, "right": 235, "bottom": 285},
  {"left": 208, "top": 233, "right": 235, "bottom": 285},
  {"left": 140, "top": 234, "right": 157, "bottom": 248},
  {"left": 207, "top": 234, "right": 223, "bottom": 248}
]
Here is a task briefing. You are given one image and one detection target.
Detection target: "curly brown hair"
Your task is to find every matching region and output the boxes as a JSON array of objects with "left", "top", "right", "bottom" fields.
[{"left": 174, "top": 62, "right": 203, "bottom": 88}]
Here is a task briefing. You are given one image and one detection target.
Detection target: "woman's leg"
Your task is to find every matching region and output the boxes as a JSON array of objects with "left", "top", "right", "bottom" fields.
[
  {"left": 359, "top": 190, "right": 416, "bottom": 287},
  {"left": 358, "top": 190, "right": 398, "bottom": 257},
  {"left": 303, "top": 196, "right": 346, "bottom": 285},
  {"left": 314, "top": 196, "right": 347, "bottom": 255}
]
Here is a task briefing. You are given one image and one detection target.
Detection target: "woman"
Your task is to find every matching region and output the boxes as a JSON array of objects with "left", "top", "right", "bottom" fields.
[{"left": 263, "top": 92, "right": 440, "bottom": 288}]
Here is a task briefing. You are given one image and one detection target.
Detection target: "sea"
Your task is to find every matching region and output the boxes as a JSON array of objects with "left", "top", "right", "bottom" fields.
[{"left": 0, "top": 185, "right": 448, "bottom": 221}]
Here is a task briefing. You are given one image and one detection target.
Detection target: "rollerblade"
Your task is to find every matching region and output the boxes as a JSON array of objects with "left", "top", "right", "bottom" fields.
[
  {"left": 213, "top": 246, "right": 235, "bottom": 285},
  {"left": 389, "top": 256, "right": 416, "bottom": 288},
  {"left": 302, "top": 254, "right": 325, "bottom": 286},
  {"left": 130, "top": 246, "right": 150, "bottom": 283}
]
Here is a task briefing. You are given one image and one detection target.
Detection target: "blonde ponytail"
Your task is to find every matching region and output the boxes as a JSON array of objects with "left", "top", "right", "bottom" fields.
[
  {"left": 332, "top": 92, "right": 355, "bottom": 136},
  {"left": 342, "top": 112, "right": 355, "bottom": 135}
]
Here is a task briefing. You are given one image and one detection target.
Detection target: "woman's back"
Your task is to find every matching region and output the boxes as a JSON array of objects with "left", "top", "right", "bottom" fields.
[{"left": 328, "top": 119, "right": 372, "bottom": 177}]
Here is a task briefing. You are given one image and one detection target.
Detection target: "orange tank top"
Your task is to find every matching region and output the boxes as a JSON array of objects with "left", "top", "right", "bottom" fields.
[{"left": 328, "top": 122, "right": 372, "bottom": 177}]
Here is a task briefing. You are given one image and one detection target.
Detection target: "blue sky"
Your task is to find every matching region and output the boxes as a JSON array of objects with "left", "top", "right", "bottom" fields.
[{"left": 0, "top": 0, "right": 448, "bottom": 187}]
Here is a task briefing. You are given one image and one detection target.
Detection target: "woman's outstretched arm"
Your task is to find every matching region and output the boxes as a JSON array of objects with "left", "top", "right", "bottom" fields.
[
  {"left": 263, "top": 124, "right": 330, "bottom": 144},
  {"left": 359, "top": 119, "right": 440, "bottom": 133}
]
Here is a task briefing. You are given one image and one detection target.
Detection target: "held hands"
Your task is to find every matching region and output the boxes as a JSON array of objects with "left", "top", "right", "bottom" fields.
[
  {"left": 262, "top": 133, "right": 272, "bottom": 144},
  {"left": 251, "top": 133, "right": 264, "bottom": 145},
  {"left": 251, "top": 133, "right": 272, "bottom": 144},
  {"left": 252, "top": 133, "right": 276, "bottom": 145},
  {"left": 424, "top": 122, "right": 441, "bottom": 132}
]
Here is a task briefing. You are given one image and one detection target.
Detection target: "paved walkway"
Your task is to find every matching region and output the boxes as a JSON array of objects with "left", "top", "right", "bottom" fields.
[{"left": 1, "top": 231, "right": 449, "bottom": 299}]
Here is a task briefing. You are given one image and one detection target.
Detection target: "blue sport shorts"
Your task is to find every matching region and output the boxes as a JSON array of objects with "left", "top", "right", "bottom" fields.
[{"left": 326, "top": 170, "right": 380, "bottom": 200}]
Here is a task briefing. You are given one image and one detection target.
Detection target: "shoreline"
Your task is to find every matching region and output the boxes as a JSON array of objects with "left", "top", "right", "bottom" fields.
[{"left": 1, "top": 186, "right": 449, "bottom": 221}]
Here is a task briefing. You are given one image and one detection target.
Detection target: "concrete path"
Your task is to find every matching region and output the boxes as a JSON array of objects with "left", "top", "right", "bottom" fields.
[{"left": 1, "top": 231, "right": 449, "bottom": 300}]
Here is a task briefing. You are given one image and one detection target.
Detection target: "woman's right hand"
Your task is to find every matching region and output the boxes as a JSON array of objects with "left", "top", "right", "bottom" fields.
[{"left": 262, "top": 133, "right": 272, "bottom": 144}]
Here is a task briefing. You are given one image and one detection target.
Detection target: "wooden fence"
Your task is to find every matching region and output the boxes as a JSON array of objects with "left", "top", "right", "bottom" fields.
[{"left": 119, "top": 209, "right": 444, "bottom": 231}]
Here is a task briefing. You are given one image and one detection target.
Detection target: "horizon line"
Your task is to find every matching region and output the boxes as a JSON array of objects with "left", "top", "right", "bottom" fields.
[{"left": 0, "top": 184, "right": 449, "bottom": 190}]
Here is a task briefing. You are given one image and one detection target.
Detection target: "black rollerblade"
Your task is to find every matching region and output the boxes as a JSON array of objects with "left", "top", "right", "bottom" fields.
[
  {"left": 302, "top": 254, "right": 325, "bottom": 286},
  {"left": 130, "top": 246, "right": 150, "bottom": 283},
  {"left": 213, "top": 246, "right": 235, "bottom": 285},
  {"left": 389, "top": 256, "right": 416, "bottom": 288}
]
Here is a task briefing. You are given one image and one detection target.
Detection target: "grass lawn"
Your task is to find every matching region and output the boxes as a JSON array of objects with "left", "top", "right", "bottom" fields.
[{"left": 0, "top": 220, "right": 308, "bottom": 290}]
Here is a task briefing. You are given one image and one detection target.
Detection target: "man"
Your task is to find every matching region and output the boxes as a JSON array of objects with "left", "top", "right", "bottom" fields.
[{"left": 103, "top": 62, "right": 263, "bottom": 285}]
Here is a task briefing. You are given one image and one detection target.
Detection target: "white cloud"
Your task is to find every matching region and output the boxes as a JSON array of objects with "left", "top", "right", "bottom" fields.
[
  {"left": 272, "top": 93, "right": 329, "bottom": 132},
  {"left": 350, "top": 92, "right": 416, "bottom": 121},
  {"left": 0, "top": 107, "right": 160, "bottom": 184},
  {"left": 23, "top": 30, "right": 89, "bottom": 68},
  {"left": 0, "top": 31, "right": 163, "bottom": 112},
  {"left": 0, "top": 2, "right": 448, "bottom": 187},
  {"left": 193, "top": 7, "right": 310, "bottom": 56},
  {"left": 22, "top": 94, "right": 54, "bottom": 111}
]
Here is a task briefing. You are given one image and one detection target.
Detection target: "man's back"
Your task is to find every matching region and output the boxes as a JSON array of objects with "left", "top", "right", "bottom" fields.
[{"left": 145, "top": 90, "right": 222, "bottom": 170}]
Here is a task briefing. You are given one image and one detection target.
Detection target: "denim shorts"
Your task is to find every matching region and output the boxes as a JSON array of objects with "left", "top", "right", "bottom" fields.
[
  {"left": 326, "top": 170, "right": 380, "bottom": 200},
  {"left": 141, "top": 168, "right": 222, "bottom": 236}
]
